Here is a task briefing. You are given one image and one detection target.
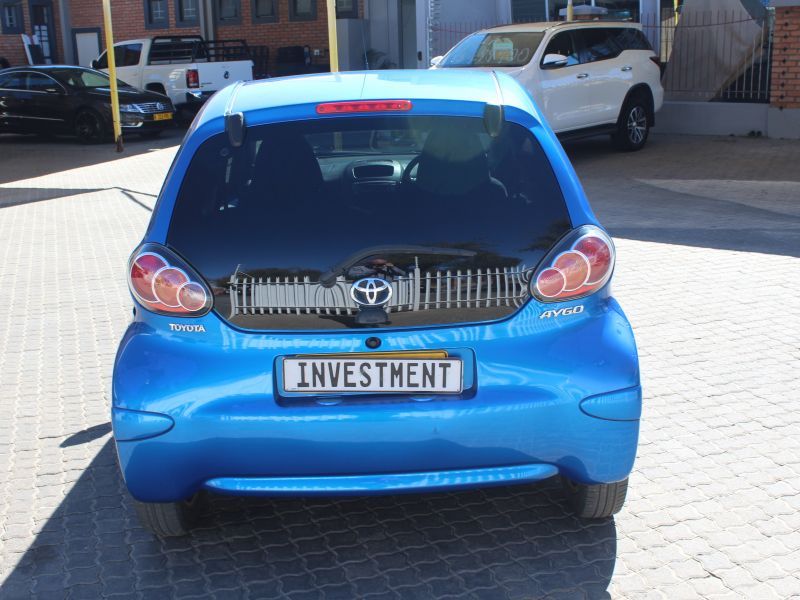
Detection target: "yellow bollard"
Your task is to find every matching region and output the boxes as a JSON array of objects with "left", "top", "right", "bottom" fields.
[
  {"left": 326, "top": 0, "right": 339, "bottom": 72},
  {"left": 101, "top": 0, "right": 123, "bottom": 152}
]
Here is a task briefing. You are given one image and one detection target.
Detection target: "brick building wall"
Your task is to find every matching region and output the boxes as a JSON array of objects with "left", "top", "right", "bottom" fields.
[
  {"left": 1, "top": 0, "right": 65, "bottom": 67},
  {"left": 69, "top": 0, "right": 200, "bottom": 46},
  {"left": 771, "top": 5, "right": 800, "bottom": 109},
  {"left": 3, "top": 0, "right": 360, "bottom": 72}
]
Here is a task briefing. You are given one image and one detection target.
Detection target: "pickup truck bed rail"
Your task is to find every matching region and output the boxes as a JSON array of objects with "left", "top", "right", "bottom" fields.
[{"left": 148, "top": 36, "right": 251, "bottom": 65}]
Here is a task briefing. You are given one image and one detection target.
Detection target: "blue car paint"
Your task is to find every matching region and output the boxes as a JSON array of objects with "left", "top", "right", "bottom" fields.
[{"left": 113, "top": 70, "right": 640, "bottom": 503}]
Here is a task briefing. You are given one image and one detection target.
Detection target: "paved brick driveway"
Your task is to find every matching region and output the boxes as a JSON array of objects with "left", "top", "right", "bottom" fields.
[{"left": 0, "top": 131, "right": 798, "bottom": 599}]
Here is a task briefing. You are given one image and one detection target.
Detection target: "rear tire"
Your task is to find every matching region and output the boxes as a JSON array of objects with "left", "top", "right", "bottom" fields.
[
  {"left": 562, "top": 476, "right": 628, "bottom": 519},
  {"left": 133, "top": 496, "right": 199, "bottom": 536},
  {"left": 74, "top": 109, "right": 106, "bottom": 144},
  {"left": 612, "top": 95, "right": 650, "bottom": 151}
]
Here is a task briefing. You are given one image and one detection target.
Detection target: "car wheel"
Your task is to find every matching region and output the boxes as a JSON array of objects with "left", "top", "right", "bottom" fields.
[
  {"left": 133, "top": 495, "right": 199, "bottom": 536},
  {"left": 613, "top": 97, "right": 649, "bottom": 151},
  {"left": 561, "top": 476, "right": 628, "bottom": 519},
  {"left": 74, "top": 109, "right": 106, "bottom": 144}
]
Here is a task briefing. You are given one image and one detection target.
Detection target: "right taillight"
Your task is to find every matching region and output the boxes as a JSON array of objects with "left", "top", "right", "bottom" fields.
[
  {"left": 186, "top": 69, "right": 199, "bottom": 89},
  {"left": 128, "top": 244, "right": 211, "bottom": 316},
  {"left": 531, "top": 226, "right": 615, "bottom": 302}
]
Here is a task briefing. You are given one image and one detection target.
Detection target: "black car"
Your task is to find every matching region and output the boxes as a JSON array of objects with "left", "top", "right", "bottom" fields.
[{"left": 0, "top": 65, "right": 175, "bottom": 143}]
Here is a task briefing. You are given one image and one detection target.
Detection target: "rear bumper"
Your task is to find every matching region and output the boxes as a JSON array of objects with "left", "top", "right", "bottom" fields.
[{"left": 112, "top": 297, "right": 641, "bottom": 502}]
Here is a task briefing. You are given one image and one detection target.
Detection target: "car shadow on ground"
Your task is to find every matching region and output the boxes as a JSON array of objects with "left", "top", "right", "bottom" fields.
[
  {"left": 0, "top": 440, "right": 616, "bottom": 599},
  {"left": 0, "top": 128, "right": 186, "bottom": 185},
  {"left": 563, "top": 135, "right": 800, "bottom": 258}
]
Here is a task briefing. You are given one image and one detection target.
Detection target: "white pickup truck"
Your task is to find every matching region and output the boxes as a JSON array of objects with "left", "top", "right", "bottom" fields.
[{"left": 92, "top": 36, "right": 254, "bottom": 111}]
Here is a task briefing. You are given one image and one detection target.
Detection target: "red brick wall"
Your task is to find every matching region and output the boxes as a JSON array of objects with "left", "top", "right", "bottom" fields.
[
  {"left": 70, "top": 0, "right": 201, "bottom": 46},
  {"left": 1, "top": 0, "right": 65, "bottom": 67},
  {"left": 218, "top": 0, "right": 333, "bottom": 72},
  {"left": 2, "top": 0, "right": 362, "bottom": 71},
  {"left": 771, "top": 6, "right": 800, "bottom": 109}
]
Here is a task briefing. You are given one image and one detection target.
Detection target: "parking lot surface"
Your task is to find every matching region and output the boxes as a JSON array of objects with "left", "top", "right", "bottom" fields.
[{"left": 0, "top": 131, "right": 799, "bottom": 599}]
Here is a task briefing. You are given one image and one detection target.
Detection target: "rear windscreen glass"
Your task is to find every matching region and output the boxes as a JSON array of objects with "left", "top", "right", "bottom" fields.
[
  {"left": 167, "top": 115, "right": 571, "bottom": 329},
  {"left": 440, "top": 32, "right": 545, "bottom": 67}
]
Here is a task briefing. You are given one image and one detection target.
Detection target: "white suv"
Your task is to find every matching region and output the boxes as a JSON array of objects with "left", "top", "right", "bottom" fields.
[{"left": 431, "top": 22, "right": 664, "bottom": 151}]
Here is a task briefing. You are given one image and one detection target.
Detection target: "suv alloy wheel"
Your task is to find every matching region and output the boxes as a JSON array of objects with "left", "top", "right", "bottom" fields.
[{"left": 613, "top": 95, "right": 650, "bottom": 151}]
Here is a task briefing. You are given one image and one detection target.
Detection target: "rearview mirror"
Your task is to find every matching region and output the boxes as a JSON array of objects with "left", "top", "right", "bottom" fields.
[
  {"left": 542, "top": 53, "right": 569, "bottom": 69},
  {"left": 430, "top": 55, "right": 443, "bottom": 68}
]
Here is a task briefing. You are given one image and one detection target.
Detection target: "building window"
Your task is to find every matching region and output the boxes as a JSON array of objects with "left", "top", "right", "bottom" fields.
[
  {"left": 289, "top": 0, "right": 316, "bottom": 21},
  {"left": 1, "top": 1, "right": 24, "bottom": 34},
  {"left": 216, "top": 0, "right": 241, "bottom": 23},
  {"left": 336, "top": 0, "right": 357, "bottom": 18},
  {"left": 251, "top": 0, "right": 277, "bottom": 23},
  {"left": 145, "top": 0, "right": 169, "bottom": 28},
  {"left": 176, "top": 0, "right": 199, "bottom": 25}
]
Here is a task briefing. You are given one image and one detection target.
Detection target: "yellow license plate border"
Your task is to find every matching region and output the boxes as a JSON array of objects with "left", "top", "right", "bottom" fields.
[{"left": 152, "top": 112, "right": 173, "bottom": 121}]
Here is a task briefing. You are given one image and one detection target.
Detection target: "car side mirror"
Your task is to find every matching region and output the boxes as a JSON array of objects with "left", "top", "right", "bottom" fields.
[
  {"left": 90, "top": 59, "right": 99, "bottom": 69},
  {"left": 430, "top": 55, "right": 443, "bottom": 68},
  {"left": 541, "top": 53, "right": 569, "bottom": 69}
]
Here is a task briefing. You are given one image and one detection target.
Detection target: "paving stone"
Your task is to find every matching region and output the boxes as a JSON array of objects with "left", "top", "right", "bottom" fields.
[{"left": 1, "top": 132, "right": 799, "bottom": 598}]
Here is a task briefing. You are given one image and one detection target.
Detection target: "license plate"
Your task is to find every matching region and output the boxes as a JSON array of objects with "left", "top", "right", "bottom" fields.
[
  {"left": 153, "top": 112, "right": 172, "bottom": 121},
  {"left": 283, "top": 356, "right": 463, "bottom": 394}
]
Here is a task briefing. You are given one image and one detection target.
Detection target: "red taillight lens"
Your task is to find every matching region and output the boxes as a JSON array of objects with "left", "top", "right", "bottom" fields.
[
  {"left": 532, "top": 226, "right": 615, "bottom": 302},
  {"left": 316, "top": 100, "right": 412, "bottom": 114},
  {"left": 186, "top": 69, "right": 199, "bottom": 89},
  {"left": 128, "top": 245, "right": 211, "bottom": 316},
  {"left": 130, "top": 252, "right": 167, "bottom": 303}
]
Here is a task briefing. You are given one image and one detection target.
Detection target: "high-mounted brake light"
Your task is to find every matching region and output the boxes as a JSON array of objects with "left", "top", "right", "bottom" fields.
[
  {"left": 128, "top": 245, "right": 211, "bottom": 316},
  {"left": 316, "top": 100, "right": 412, "bottom": 114},
  {"left": 531, "top": 226, "right": 615, "bottom": 302}
]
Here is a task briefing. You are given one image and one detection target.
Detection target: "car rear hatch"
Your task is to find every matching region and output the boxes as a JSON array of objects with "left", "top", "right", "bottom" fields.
[{"left": 165, "top": 109, "right": 571, "bottom": 331}]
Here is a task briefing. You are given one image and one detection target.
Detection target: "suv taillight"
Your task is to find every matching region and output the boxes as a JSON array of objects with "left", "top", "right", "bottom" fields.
[
  {"left": 531, "top": 226, "right": 615, "bottom": 302},
  {"left": 186, "top": 69, "right": 199, "bottom": 89},
  {"left": 128, "top": 244, "right": 211, "bottom": 316}
]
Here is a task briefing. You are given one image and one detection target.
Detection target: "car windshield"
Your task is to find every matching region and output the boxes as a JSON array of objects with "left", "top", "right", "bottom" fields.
[
  {"left": 440, "top": 32, "right": 545, "bottom": 68},
  {"left": 51, "top": 69, "right": 132, "bottom": 90},
  {"left": 166, "top": 115, "right": 571, "bottom": 330}
]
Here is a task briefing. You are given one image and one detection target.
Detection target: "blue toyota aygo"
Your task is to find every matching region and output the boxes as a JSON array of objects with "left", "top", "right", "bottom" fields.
[{"left": 113, "top": 70, "right": 641, "bottom": 536}]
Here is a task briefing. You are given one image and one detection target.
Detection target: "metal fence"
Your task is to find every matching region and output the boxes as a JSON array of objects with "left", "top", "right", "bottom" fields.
[
  {"left": 229, "top": 267, "right": 530, "bottom": 317},
  {"left": 643, "top": 8, "right": 774, "bottom": 102}
]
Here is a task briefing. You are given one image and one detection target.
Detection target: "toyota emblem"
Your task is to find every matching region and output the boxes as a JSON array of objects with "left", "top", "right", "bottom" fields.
[{"left": 350, "top": 278, "right": 393, "bottom": 307}]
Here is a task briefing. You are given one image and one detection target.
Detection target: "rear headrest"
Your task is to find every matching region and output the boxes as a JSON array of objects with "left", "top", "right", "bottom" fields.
[
  {"left": 252, "top": 130, "right": 323, "bottom": 195},
  {"left": 415, "top": 128, "right": 490, "bottom": 196}
]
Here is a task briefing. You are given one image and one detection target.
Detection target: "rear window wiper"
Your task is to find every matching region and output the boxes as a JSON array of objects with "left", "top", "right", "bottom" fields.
[{"left": 319, "top": 245, "right": 477, "bottom": 288}]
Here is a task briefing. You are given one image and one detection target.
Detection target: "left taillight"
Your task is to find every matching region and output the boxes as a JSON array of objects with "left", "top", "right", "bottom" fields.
[
  {"left": 128, "top": 244, "right": 212, "bottom": 316},
  {"left": 531, "top": 225, "right": 615, "bottom": 303}
]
